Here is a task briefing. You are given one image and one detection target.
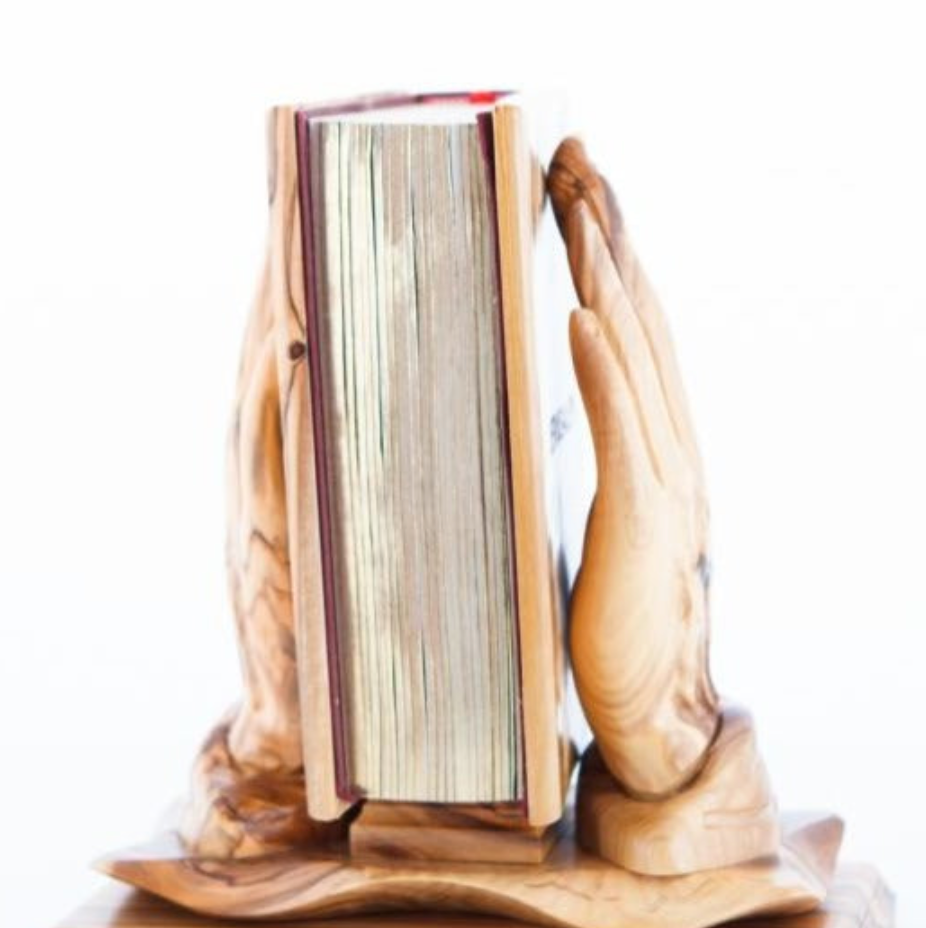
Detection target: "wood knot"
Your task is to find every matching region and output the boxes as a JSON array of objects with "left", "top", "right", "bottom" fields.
[{"left": 288, "top": 340, "right": 306, "bottom": 361}]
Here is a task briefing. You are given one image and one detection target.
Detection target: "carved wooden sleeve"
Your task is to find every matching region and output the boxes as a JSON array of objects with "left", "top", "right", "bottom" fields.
[
  {"left": 88, "top": 106, "right": 882, "bottom": 928},
  {"left": 178, "top": 109, "right": 344, "bottom": 858}
]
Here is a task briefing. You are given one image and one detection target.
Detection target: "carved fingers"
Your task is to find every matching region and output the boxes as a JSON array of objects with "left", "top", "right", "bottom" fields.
[
  {"left": 549, "top": 138, "right": 703, "bottom": 484},
  {"left": 569, "top": 308, "right": 653, "bottom": 502},
  {"left": 550, "top": 138, "right": 720, "bottom": 800}
]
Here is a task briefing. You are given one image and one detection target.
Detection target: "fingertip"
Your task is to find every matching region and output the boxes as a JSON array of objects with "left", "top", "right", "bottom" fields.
[
  {"left": 570, "top": 305, "right": 597, "bottom": 328},
  {"left": 549, "top": 137, "right": 594, "bottom": 196},
  {"left": 548, "top": 137, "right": 595, "bottom": 230},
  {"left": 569, "top": 307, "right": 601, "bottom": 355},
  {"left": 551, "top": 135, "right": 590, "bottom": 167}
]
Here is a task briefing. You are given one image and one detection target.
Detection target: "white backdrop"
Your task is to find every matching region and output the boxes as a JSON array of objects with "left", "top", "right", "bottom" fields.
[{"left": 1, "top": 2, "right": 923, "bottom": 925}]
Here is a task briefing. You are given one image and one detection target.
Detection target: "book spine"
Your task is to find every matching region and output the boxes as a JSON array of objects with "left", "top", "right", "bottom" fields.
[{"left": 294, "top": 110, "right": 354, "bottom": 806}]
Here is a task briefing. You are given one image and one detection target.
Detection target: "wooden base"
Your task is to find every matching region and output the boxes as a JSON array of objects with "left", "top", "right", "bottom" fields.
[
  {"left": 97, "top": 810, "right": 846, "bottom": 928},
  {"left": 62, "top": 862, "right": 892, "bottom": 928},
  {"left": 350, "top": 802, "right": 558, "bottom": 864},
  {"left": 577, "top": 707, "right": 780, "bottom": 875}
]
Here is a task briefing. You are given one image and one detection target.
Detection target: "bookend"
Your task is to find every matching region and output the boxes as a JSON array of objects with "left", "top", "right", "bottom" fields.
[{"left": 95, "top": 105, "right": 892, "bottom": 928}]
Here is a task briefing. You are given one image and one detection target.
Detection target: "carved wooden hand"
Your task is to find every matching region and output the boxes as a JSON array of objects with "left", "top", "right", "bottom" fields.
[
  {"left": 178, "top": 112, "right": 341, "bottom": 858},
  {"left": 547, "top": 141, "right": 782, "bottom": 876},
  {"left": 548, "top": 139, "right": 721, "bottom": 799}
]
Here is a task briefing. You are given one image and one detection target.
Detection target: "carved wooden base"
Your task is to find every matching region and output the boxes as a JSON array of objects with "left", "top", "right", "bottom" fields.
[
  {"left": 350, "top": 802, "right": 559, "bottom": 864},
  {"left": 577, "top": 706, "right": 780, "bottom": 875},
  {"left": 65, "top": 861, "right": 892, "bottom": 928},
  {"left": 97, "top": 810, "right": 844, "bottom": 928}
]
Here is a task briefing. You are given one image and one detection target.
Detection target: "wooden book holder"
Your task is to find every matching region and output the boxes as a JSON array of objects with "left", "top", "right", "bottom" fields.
[{"left": 90, "top": 102, "right": 892, "bottom": 928}]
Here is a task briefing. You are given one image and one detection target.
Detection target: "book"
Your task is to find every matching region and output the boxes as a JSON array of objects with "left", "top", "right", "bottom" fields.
[{"left": 290, "top": 92, "right": 593, "bottom": 821}]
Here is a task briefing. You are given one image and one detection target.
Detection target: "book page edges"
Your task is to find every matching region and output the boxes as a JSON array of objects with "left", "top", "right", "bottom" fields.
[{"left": 286, "top": 95, "right": 578, "bottom": 823}]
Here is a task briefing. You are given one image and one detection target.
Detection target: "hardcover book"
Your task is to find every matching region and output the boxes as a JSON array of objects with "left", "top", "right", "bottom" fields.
[{"left": 290, "top": 91, "right": 593, "bottom": 824}]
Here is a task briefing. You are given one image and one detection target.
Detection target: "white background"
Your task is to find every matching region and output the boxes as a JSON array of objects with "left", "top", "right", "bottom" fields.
[{"left": 1, "top": 2, "right": 923, "bottom": 925}]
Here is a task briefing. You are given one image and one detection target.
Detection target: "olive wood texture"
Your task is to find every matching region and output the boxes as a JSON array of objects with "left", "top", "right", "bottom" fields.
[
  {"left": 548, "top": 137, "right": 720, "bottom": 800},
  {"left": 180, "top": 103, "right": 569, "bottom": 846},
  {"left": 97, "top": 811, "right": 842, "bottom": 927},
  {"left": 576, "top": 705, "right": 779, "bottom": 875},
  {"left": 123, "top": 106, "right": 866, "bottom": 928},
  {"left": 181, "top": 111, "right": 344, "bottom": 856},
  {"left": 177, "top": 107, "right": 350, "bottom": 858},
  {"left": 56, "top": 863, "right": 896, "bottom": 928},
  {"left": 57, "top": 864, "right": 894, "bottom": 928},
  {"left": 349, "top": 802, "right": 559, "bottom": 864}
]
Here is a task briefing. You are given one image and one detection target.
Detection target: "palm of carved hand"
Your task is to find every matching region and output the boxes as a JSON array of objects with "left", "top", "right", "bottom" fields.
[{"left": 550, "top": 141, "right": 719, "bottom": 798}]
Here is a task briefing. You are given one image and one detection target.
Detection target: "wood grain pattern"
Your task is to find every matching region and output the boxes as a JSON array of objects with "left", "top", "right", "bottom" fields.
[
  {"left": 175, "top": 101, "right": 578, "bottom": 852},
  {"left": 576, "top": 705, "right": 779, "bottom": 875},
  {"left": 179, "top": 718, "right": 342, "bottom": 859},
  {"left": 97, "top": 812, "right": 841, "bottom": 927},
  {"left": 493, "top": 103, "right": 570, "bottom": 827},
  {"left": 268, "top": 106, "right": 350, "bottom": 822},
  {"left": 58, "top": 864, "right": 892, "bottom": 928},
  {"left": 732, "top": 863, "right": 894, "bottom": 928},
  {"left": 178, "top": 106, "right": 350, "bottom": 855},
  {"left": 177, "top": 97, "right": 574, "bottom": 852},
  {"left": 350, "top": 803, "right": 558, "bottom": 864},
  {"left": 548, "top": 137, "right": 719, "bottom": 800}
]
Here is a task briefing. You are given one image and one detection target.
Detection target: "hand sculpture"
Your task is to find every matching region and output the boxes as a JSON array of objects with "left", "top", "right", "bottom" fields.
[
  {"left": 177, "top": 261, "right": 315, "bottom": 858},
  {"left": 548, "top": 139, "right": 720, "bottom": 799},
  {"left": 178, "top": 116, "right": 341, "bottom": 858},
  {"left": 547, "top": 139, "right": 779, "bottom": 875},
  {"left": 178, "top": 120, "right": 775, "bottom": 874},
  {"left": 548, "top": 140, "right": 777, "bottom": 874},
  {"left": 106, "top": 112, "right": 857, "bottom": 928}
]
